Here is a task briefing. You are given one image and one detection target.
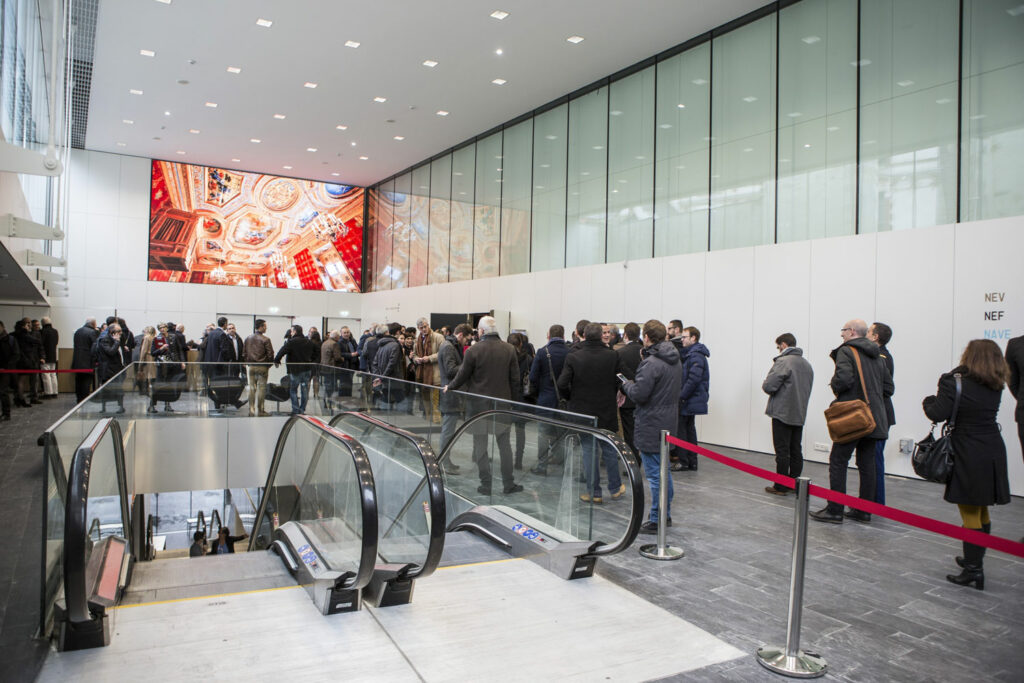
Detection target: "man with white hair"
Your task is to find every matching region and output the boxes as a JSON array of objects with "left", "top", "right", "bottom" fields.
[
  {"left": 444, "top": 316, "right": 523, "bottom": 495},
  {"left": 412, "top": 317, "right": 445, "bottom": 423},
  {"left": 40, "top": 317, "right": 59, "bottom": 398}
]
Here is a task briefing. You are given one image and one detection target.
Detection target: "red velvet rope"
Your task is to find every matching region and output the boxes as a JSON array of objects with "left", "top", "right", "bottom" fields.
[{"left": 666, "top": 434, "right": 1024, "bottom": 559}]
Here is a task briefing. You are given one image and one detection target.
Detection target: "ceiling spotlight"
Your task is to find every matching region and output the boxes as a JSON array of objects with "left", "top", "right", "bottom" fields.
[
  {"left": 436, "top": 110, "right": 449, "bottom": 116},
  {"left": 164, "top": 110, "right": 171, "bottom": 116},
  {"left": 189, "top": 129, "right": 200, "bottom": 134},
  {"left": 140, "top": 49, "right": 155, "bottom": 57},
  {"left": 129, "top": 88, "right": 143, "bottom": 95},
  {"left": 897, "top": 80, "right": 915, "bottom": 87},
  {"left": 304, "top": 81, "right": 318, "bottom": 88},
  {"left": 373, "top": 96, "right": 387, "bottom": 102},
  {"left": 344, "top": 40, "right": 360, "bottom": 48},
  {"left": 283, "top": 165, "right": 293, "bottom": 170},
  {"left": 256, "top": 18, "right": 273, "bottom": 27},
  {"left": 155, "top": 0, "right": 171, "bottom": 4},
  {"left": 205, "top": 102, "right": 217, "bottom": 108},
  {"left": 567, "top": 35, "right": 584, "bottom": 44},
  {"left": 359, "top": 156, "right": 369, "bottom": 160},
  {"left": 350, "top": 141, "right": 357, "bottom": 147},
  {"left": 495, "top": 48, "right": 503, "bottom": 55},
  {"left": 336, "top": 124, "right": 348, "bottom": 130},
  {"left": 422, "top": 59, "right": 438, "bottom": 67},
  {"left": 490, "top": 10, "right": 509, "bottom": 20},
  {"left": 274, "top": 114, "right": 286, "bottom": 119},
  {"left": 393, "top": 135, "right": 405, "bottom": 141},
  {"left": 677, "top": 103, "right": 686, "bottom": 109},
  {"left": 250, "top": 138, "right": 261, "bottom": 143},
  {"left": 122, "top": 119, "right": 134, "bottom": 124},
  {"left": 331, "top": 172, "right": 340, "bottom": 177},
  {"left": 226, "top": 67, "right": 241, "bottom": 75},
  {"left": 231, "top": 158, "right": 240, "bottom": 162},
  {"left": 307, "top": 147, "right": 317, "bottom": 152},
  {"left": 176, "top": 150, "right": 186, "bottom": 155},
  {"left": 491, "top": 78, "right": 507, "bottom": 85},
  {"left": 116, "top": 142, "right": 126, "bottom": 147}
]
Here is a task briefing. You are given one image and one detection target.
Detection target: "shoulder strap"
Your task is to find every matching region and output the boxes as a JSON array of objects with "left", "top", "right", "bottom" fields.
[
  {"left": 850, "top": 348, "right": 870, "bottom": 402},
  {"left": 546, "top": 349, "right": 561, "bottom": 401},
  {"left": 948, "top": 373, "right": 963, "bottom": 429}
]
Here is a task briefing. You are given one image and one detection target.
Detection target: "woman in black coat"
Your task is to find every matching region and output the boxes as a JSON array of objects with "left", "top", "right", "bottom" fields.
[{"left": 923, "top": 339, "right": 1011, "bottom": 591}]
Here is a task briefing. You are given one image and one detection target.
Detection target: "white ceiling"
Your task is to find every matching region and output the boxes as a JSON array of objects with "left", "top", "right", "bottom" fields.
[{"left": 86, "top": 0, "right": 766, "bottom": 187}]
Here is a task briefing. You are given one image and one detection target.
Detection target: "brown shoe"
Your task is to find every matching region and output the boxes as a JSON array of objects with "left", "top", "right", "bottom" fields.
[
  {"left": 611, "top": 484, "right": 627, "bottom": 499},
  {"left": 764, "top": 486, "right": 790, "bottom": 496},
  {"left": 579, "top": 493, "right": 603, "bottom": 504}
]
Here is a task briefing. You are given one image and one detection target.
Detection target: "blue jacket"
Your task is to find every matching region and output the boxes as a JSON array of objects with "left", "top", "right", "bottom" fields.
[
  {"left": 528, "top": 338, "right": 568, "bottom": 409},
  {"left": 678, "top": 342, "right": 710, "bottom": 416}
]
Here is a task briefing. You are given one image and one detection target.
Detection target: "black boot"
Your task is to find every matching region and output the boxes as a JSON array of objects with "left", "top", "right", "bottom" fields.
[
  {"left": 947, "top": 540, "right": 985, "bottom": 590},
  {"left": 956, "top": 523, "right": 990, "bottom": 567}
]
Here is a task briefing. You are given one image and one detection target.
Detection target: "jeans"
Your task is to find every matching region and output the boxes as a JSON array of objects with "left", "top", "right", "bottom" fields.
[
  {"left": 771, "top": 419, "right": 804, "bottom": 491},
  {"left": 874, "top": 439, "right": 887, "bottom": 505},
  {"left": 583, "top": 437, "right": 622, "bottom": 497},
  {"left": 289, "top": 370, "right": 311, "bottom": 414},
  {"left": 641, "top": 450, "right": 673, "bottom": 524},
  {"left": 826, "top": 437, "right": 877, "bottom": 514}
]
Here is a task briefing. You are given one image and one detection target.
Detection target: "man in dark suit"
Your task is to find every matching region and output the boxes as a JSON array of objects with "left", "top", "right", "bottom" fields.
[
  {"left": 203, "top": 316, "right": 228, "bottom": 407},
  {"left": 528, "top": 324, "right": 570, "bottom": 474},
  {"left": 444, "top": 316, "right": 523, "bottom": 496},
  {"left": 214, "top": 323, "right": 247, "bottom": 411},
  {"left": 616, "top": 322, "right": 643, "bottom": 456},
  {"left": 72, "top": 317, "right": 99, "bottom": 402}
]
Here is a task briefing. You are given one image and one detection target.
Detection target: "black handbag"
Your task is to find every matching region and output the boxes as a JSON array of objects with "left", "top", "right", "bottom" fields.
[{"left": 912, "top": 373, "right": 961, "bottom": 484}]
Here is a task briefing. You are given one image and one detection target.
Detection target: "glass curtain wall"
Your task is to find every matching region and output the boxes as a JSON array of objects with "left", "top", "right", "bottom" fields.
[{"left": 366, "top": 0, "right": 1024, "bottom": 291}]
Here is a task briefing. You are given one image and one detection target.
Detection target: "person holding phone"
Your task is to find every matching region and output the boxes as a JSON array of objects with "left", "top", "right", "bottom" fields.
[{"left": 96, "top": 322, "right": 127, "bottom": 413}]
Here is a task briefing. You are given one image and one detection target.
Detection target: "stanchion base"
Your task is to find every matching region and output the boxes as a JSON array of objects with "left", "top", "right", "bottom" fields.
[
  {"left": 755, "top": 646, "right": 827, "bottom": 678},
  {"left": 639, "top": 543, "right": 684, "bottom": 561}
]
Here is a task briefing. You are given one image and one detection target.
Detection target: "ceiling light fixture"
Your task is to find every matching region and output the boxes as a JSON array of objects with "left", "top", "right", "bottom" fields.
[
  {"left": 331, "top": 172, "right": 340, "bottom": 176},
  {"left": 274, "top": 113, "right": 286, "bottom": 119},
  {"left": 116, "top": 142, "right": 126, "bottom": 147},
  {"left": 304, "top": 82, "right": 318, "bottom": 88},
  {"left": 677, "top": 103, "right": 686, "bottom": 109},
  {"left": 344, "top": 40, "right": 360, "bottom": 48},
  {"left": 231, "top": 158, "right": 240, "bottom": 162},
  {"left": 350, "top": 141, "right": 357, "bottom": 147},
  {"left": 227, "top": 66, "right": 241, "bottom": 74},
  {"left": 129, "top": 89, "right": 143, "bottom": 95},
  {"left": 567, "top": 35, "right": 584, "bottom": 44},
  {"left": 306, "top": 147, "right": 317, "bottom": 152},
  {"left": 373, "top": 96, "right": 387, "bottom": 102},
  {"left": 140, "top": 49, "right": 155, "bottom": 57},
  {"left": 250, "top": 138, "right": 261, "bottom": 143},
  {"left": 189, "top": 129, "right": 200, "bottom": 134},
  {"left": 122, "top": 119, "right": 133, "bottom": 124},
  {"left": 283, "top": 165, "right": 292, "bottom": 170},
  {"left": 176, "top": 150, "right": 186, "bottom": 155},
  {"left": 436, "top": 110, "right": 449, "bottom": 116},
  {"left": 164, "top": 110, "right": 171, "bottom": 116},
  {"left": 359, "top": 156, "right": 369, "bottom": 160},
  {"left": 155, "top": 0, "right": 171, "bottom": 4},
  {"left": 495, "top": 48, "right": 503, "bottom": 55},
  {"left": 491, "top": 78, "right": 507, "bottom": 85},
  {"left": 393, "top": 136, "right": 405, "bottom": 141},
  {"left": 256, "top": 18, "right": 273, "bottom": 27},
  {"left": 897, "top": 80, "right": 914, "bottom": 87},
  {"left": 205, "top": 102, "right": 217, "bottom": 108},
  {"left": 336, "top": 124, "right": 348, "bottom": 130},
  {"left": 490, "top": 10, "right": 509, "bottom": 20},
  {"left": 422, "top": 60, "right": 438, "bottom": 67}
]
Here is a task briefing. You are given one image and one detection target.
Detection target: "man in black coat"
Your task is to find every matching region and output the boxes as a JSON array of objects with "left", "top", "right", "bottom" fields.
[
  {"left": 40, "top": 317, "right": 59, "bottom": 398},
  {"left": 528, "top": 325, "right": 570, "bottom": 474},
  {"left": 868, "top": 322, "right": 895, "bottom": 504},
  {"left": 14, "top": 319, "right": 42, "bottom": 405},
  {"left": 1007, "top": 334, "right": 1024, "bottom": 464},
  {"left": 0, "top": 321, "right": 17, "bottom": 420},
  {"left": 616, "top": 322, "right": 643, "bottom": 455},
  {"left": 445, "top": 316, "right": 522, "bottom": 496},
  {"left": 274, "top": 324, "right": 317, "bottom": 414},
  {"left": 72, "top": 317, "right": 99, "bottom": 402},
  {"left": 558, "top": 322, "right": 625, "bottom": 503},
  {"left": 812, "top": 319, "right": 894, "bottom": 525},
  {"left": 96, "top": 323, "right": 127, "bottom": 413}
]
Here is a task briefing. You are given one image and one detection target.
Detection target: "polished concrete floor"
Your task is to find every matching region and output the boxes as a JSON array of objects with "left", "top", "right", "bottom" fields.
[{"left": 2, "top": 393, "right": 1022, "bottom": 681}]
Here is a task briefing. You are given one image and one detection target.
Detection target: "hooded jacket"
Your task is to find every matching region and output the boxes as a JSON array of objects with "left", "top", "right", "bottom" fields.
[
  {"left": 829, "top": 336, "right": 894, "bottom": 440},
  {"left": 623, "top": 340, "right": 683, "bottom": 452},
  {"left": 678, "top": 342, "right": 710, "bottom": 416},
  {"left": 762, "top": 347, "right": 814, "bottom": 426},
  {"left": 371, "top": 335, "right": 404, "bottom": 380}
]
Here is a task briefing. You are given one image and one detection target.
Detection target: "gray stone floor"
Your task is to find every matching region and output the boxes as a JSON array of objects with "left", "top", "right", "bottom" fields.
[{"left": 3, "top": 394, "right": 1022, "bottom": 681}]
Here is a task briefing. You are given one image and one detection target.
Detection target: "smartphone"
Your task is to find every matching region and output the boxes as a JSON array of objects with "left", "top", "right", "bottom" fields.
[{"left": 616, "top": 373, "right": 627, "bottom": 383}]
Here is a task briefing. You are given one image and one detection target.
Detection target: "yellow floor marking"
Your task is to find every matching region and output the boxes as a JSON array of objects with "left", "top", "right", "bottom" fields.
[
  {"left": 114, "top": 583, "right": 301, "bottom": 609},
  {"left": 437, "top": 556, "right": 521, "bottom": 570}
]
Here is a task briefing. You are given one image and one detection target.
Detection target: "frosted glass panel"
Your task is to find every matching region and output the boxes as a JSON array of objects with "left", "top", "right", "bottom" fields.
[
  {"left": 607, "top": 68, "right": 655, "bottom": 263},
  {"left": 428, "top": 154, "right": 452, "bottom": 284},
  {"left": 859, "top": 0, "right": 958, "bottom": 232},
  {"left": 449, "top": 144, "right": 475, "bottom": 282},
  {"left": 532, "top": 105, "right": 568, "bottom": 272},
  {"left": 566, "top": 87, "right": 608, "bottom": 267},
  {"left": 500, "top": 120, "right": 532, "bottom": 275},
  {"left": 710, "top": 15, "right": 776, "bottom": 250},
  {"left": 777, "top": 0, "right": 856, "bottom": 242},
  {"left": 474, "top": 133, "right": 502, "bottom": 279},
  {"left": 655, "top": 44, "right": 711, "bottom": 256},
  {"left": 408, "top": 165, "right": 430, "bottom": 288}
]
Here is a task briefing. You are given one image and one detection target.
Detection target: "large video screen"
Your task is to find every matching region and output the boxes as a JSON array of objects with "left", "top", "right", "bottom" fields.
[{"left": 148, "top": 160, "right": 363, "bottom": 291}]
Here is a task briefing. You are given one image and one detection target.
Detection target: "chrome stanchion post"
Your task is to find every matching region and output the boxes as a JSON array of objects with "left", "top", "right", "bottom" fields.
[
  {"left": 640, "top": 430, "right": 683, "bottom": 561},
  {"left": 756, "top": 476, "right": 827, "bottom": 678}
]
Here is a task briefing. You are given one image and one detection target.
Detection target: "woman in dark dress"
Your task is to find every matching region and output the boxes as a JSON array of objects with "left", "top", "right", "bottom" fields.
[{"left": 923, "top": 339, "right": 1011, "bottom": 591}]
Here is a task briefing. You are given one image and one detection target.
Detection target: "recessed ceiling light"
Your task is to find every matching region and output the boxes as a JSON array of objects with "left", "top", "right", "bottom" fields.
[
  {"left": 801, "top": 35, "right": 821, "bottom": 44},
  {"left": 373, "top": 96, "right": 387, "bottom": 102},
  {"left": 490, "top": 10, "right": 509, "bottom": 20},
  {"left": 205, "top": 102, "right": 217, "bottom": 108},
  {"left": 250, "top": 138, "right": 261, "bottom": 143},
  {"left": 545, "top": 135, "right": 557, "bottom": 140},
  {"left": 803, "top": 143, "right": 812, "bottom": 148},
  {"left": 155, "top": 0, "right": 171, "bottom": 4},
  {"left": 351, "top": 141, "right": 357, "bottom": 147},
  {"left": 274, "top": 113, "right": 286, "bottom": 119},
  {"left": 896, "top": 80, "right": 914, "bottom": 87},
  {"left": 692, "top": 78, "right": 708, "bottom": 86},
  {"left": 304, "top": 82, "right": 318, "bottom": 88},
  {"left": 129, "top": 88, "right": 143, "bottom": 95},
  {"left": 539, "top": 164, "right": 549, "bottom": 168},
  {"left": 491, "top": 78, "right": 507, "bottom": 85},
  {"left": 189, "top": 129, "right": 200, "bottom": 134},
  {"left": 495, "top": 48, "right": 503, "bottom": 55},
  {"left": 567, "top": 35, "right": 585, "bottom": 44},
  {"left": 256, "top": 18, "right": 273, "bottom": 27},
  {"left": 422, "top": 59, "right": 438, "bottom": 67},
  {"left": 436, "top": 110, "right": 449, "bottom": 116},
  {"left": 331, "top": 172, "right": 340, "bottom": 176},
  {"left": 393, "top": 135, "right": 405, "bottom": 141},
  {"left": 344, "top": 40, "right": 360, "bottom": 48},
  {"left": 677, "top": 103, "right": 686, "bottom": 109},
  {"left": 359, "top": 156, "right": 369, "bottom": 160},
  {"left": 140, "top": 49, "right": 155, "bottom": 57},
  {"left": 176, "top": 150, "right": 186, "bottom": 155},
  {"left": 164, "top": 110, "right": 171, "bottom": 116},
  {"left": 227, "top": 66, "right": 241, "bottom": 74},
  {"left": 742, "top": 96, "right": 758, "bottom": 103},
  {"left": 336, "top": 124, "right": 348, "bottom": 130},
  {"left": 122, "top": 119, "right": 133, "bottom": 124},
  {"left": 231, "top": 158, "right": 240, "bottom": 162},
  {"left": 306, "top": 147, "right": 317, "bottom": 152},
  {"left": 283, "top": 165, "right": 292, "bottom": 170},
  {"left": 116, "top": 142, "right": 126, "bottom": 147}
]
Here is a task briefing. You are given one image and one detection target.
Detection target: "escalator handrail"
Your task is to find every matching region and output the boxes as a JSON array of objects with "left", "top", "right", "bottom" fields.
[
  {"left": 327, "top": 411, "right": 447, "bottom": 581},
  {"left": 435, "top": 409, "right": 644, "bottom": 556},
  {"left": 63, "top": 418, "right": 131, "bottom": 624},
  {"left": 248, "top": 415, "right": 378, "bottom": 591}
]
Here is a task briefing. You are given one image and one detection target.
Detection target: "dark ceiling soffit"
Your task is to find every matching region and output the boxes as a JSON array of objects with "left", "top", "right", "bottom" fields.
[{"left": 372, "top": 0, "right": 781, "bottom": 188}]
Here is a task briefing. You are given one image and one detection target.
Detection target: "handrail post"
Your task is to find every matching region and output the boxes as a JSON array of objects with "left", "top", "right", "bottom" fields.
[
  {"left": 756, "top": 476, "right": 827, "bottom": 677},
  {"left": 639, "top": 430, "right": 683, "bottom": 561}
]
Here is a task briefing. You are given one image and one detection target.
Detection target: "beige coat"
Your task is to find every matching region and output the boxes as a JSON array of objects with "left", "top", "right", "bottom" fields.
[
  {"left": 139, "top": 334, "right": 156, "bottom": 381},
  {"left": 412, "top": 329, "right": 445, "bottom": 386}
]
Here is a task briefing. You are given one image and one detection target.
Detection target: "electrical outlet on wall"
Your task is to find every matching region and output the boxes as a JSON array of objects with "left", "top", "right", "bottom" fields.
[
  {"left": 813, "top": 442, "right": 830, "bottom": 453},
  {"left": 899, "top": 438, "right": 914, "bottom": 455}
]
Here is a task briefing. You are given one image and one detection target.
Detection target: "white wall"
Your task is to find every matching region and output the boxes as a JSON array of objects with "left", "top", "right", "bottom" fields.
[
  {"left": 46, "top": 149, "right": 361, "bottom": 346},
  {"left": 361, "top": 216, "right": 1024, "bottom": 496}
]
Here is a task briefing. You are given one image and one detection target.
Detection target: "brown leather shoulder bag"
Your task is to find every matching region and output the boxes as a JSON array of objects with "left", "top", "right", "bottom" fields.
[{"left": 824, "top": 348, "right": 876, "bottom": 444}]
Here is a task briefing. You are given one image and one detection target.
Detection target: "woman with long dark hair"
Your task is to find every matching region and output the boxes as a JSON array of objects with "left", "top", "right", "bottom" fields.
[{"left": 923, "top": 339, "right": 1011, "bottom": 590}]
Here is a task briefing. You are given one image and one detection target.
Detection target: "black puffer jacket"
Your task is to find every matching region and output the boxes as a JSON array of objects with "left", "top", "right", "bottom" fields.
[
  {"left": 829, "top": 337, "right": 893, "bottom": 440},
  {"left": 623, "top": 341, "right": 683, "bottom": 452}
]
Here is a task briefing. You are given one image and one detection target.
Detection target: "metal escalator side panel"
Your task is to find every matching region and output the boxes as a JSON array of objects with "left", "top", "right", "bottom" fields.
[{"left": 272, "top": 521, "right": 362, "bottom": 615}]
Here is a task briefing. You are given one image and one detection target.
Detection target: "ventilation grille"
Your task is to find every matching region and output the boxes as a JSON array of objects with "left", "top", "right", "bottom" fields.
[{"left": 69, "top": 0, "right": 99, "bottom": 149}]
